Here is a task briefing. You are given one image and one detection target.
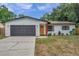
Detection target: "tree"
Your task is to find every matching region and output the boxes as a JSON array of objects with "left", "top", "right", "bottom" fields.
[
  {"left": 41, "top": 3, "right": 79, "bottom": 23},
  {"left": 41, "top": 13, "right": 50, "bottom": 20},
  {"left": 18, "top": 14, "right": 25, "bottom": 17},
  {"left": 0, "top": 5, "right": 16, "bottom": 23},
  {"left": 73, "top": 4, "right": 79, "bottom": 23}
]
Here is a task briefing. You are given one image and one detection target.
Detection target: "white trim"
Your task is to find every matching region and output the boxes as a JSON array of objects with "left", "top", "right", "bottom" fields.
[{"left": 44, "top": 24, "right": 46, "bottom": 35}]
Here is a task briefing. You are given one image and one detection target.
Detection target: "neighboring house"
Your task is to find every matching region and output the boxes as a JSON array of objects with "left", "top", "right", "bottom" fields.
[
  {"left": 5, "top": 16, "right": 48, "bottom": 36},
  {"left": 48, "top": 21, "right": 75, "bottom": 35},
  {"left": 5, "top": 16, "right": 75, "bottom": 36}
]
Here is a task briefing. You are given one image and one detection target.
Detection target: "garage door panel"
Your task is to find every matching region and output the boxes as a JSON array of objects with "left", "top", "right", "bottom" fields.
[{"left": 10, "top": 25, "right": 36, "bottom": 36}]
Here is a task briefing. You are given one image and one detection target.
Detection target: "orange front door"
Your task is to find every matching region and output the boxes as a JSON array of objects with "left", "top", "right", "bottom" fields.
[{"left": 40, "top": 24, "right": 44, "bottom": 36}]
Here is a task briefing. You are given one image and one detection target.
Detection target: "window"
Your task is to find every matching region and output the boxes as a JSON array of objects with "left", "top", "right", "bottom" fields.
[
  {"left": 62, "top": 26, "right": 69, "bottom": 30},
  {"left": 48, "top": 26, "right": 54, "bottom": 31}
]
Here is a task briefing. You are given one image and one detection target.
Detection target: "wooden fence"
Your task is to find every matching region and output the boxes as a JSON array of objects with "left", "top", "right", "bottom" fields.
[
  {"left": 76, "top": 27, "right": 79, "bottom": 35},
  {"left": 0, "top": 28, "right": 5, "bottom": 36}
]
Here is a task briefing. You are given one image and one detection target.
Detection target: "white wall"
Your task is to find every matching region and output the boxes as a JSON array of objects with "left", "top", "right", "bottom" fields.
[
  {"left": 48, "top": 25, "right": 75, "bottom": 35},
  {"left": 5, "top": 18, "right": 46, "bottom": 36}
]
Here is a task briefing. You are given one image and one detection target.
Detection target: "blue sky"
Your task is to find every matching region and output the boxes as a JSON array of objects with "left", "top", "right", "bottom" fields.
[{"left": 0, "top": 3, "right": 60, "bottom": 19}]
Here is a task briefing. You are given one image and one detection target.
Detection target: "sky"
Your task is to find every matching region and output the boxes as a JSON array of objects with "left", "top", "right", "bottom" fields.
[{"left": 0, "top": 3, "right": 60, "bottom": 19}]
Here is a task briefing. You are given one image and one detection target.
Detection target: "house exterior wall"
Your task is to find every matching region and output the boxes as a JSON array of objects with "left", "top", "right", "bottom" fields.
[
  {"left": 48, "top": 25, "right": 75, "bottom": 35},
  {"left": 5, "top": 18, "right": 46, "bottom": 36}
]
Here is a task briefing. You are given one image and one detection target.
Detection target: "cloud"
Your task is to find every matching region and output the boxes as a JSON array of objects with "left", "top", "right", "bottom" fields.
[
  {"left": 37, "top": 4, "right": 52, "bottom": 10},
  {"left": 0, "top": 3, "right": 59, "bottom": 18},
  {"left": 37, "top": 6, "right": 46, "bottom": 10},
  {"left": 8, "top": 7, "right": 15, "bottom": 12},
  {"left": 0, "top": 3, "right": 33, "bottom": 14},
  {"left": 0, "top": 3, "right": 15, "bottom": 12},
  {"left": 16, "top": 3, "right": 33, "bottom": 10}
]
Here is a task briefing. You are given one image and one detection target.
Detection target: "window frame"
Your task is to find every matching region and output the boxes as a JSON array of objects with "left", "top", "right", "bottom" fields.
[
  {"left": 48, "top": 26, "right": 54, "bottom": 31},
  {"left": 62, "top": 26, "right": 69, "bottom": 30}
]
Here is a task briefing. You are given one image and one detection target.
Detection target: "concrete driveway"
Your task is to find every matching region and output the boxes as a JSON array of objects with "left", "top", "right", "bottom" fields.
[{"left": 0, "top": 36, "right": 36, "bottom": 56}]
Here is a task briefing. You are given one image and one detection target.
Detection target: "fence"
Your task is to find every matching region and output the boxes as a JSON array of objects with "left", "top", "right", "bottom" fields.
[{"left": 0, "top": 27, "right": 5, "bottom": 36}]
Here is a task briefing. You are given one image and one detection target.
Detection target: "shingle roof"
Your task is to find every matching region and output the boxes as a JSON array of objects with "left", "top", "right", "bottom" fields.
[
  {"left": 6, "top": 16, "right": 47, "bottom": 23},
  {"left": 5, "top": 16, "right": 75, "bottom": 25},
  {"left": 13, "top": 16, "right": 41, "bottom": 20}
]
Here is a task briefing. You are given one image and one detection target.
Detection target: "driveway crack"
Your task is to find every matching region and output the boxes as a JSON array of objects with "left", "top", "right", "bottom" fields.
[{"left": 9, "top": 42, "right": 19, "bottom": 49}]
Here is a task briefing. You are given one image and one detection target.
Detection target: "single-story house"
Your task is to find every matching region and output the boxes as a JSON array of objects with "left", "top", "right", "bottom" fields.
[
  {"left": 5, "top": 16, "right": 48, "bottom": 36},
  {"left": 5, "top": 16, "right": 75, "bottom": 36},
  {"left": 48, "top": 21, "right": 75, "bottom": 35}
]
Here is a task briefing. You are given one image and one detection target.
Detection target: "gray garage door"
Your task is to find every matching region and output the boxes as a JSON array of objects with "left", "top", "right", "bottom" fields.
[{"left": 10, "top": 25, "right": 36, "bottom": 36}]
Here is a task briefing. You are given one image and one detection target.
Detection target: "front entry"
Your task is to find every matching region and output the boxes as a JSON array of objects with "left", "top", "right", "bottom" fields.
[{"left": 40, "top": 24, "right": 45, "bottom": 36}]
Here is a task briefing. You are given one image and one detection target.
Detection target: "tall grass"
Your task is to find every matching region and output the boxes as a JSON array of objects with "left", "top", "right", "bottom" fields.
[{"left": 35, "top": 36, "right": 79, "bottom": 56}]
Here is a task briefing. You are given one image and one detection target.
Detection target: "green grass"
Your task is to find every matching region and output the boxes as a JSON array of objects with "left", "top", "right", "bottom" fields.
[
  {"left": 0, "top": 35, "right": 5, "bottom": 39},
  {"left": 35, "top": 36, "right": 79, "bottom": 56}
]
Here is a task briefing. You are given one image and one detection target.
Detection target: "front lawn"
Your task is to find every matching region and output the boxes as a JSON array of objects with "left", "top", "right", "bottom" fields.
[
  {"left": 35, "top": 36, "right": 79, "bottom": 56},
  {"left": 0, "top": 35, "right": 5, "bottom": 39}
]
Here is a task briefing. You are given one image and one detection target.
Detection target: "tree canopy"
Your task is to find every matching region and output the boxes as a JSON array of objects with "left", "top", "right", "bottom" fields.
[
  {"left": 0, "top": 5, "right": 17, "bottom": 23},
  {"left": 41, "top": 3, "right": 79, "bottom": 24}
]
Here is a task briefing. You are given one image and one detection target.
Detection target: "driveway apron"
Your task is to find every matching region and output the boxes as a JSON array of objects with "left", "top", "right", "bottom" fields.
[{"left": 0, "top": 36, "right": 36, "bottom": 56}]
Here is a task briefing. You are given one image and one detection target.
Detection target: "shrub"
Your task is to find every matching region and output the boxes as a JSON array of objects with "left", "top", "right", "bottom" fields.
[
  {"left": 66, "top": 33, "right": 69, "bottom": 36},
  {"left": 53, "top": 33, "right": 56, "bottom": 36},
  {"left": 48, "top": 33, "right": 52, "bottom": 36},
  {"left": 70, "top": 29, "right": 76, "bottom": 35},
  {"left": 61, "top": 33, "right": 64, "bottom": 36},
  {"left": 58, "top": 31, "right": 62, "bottom": 35}
]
